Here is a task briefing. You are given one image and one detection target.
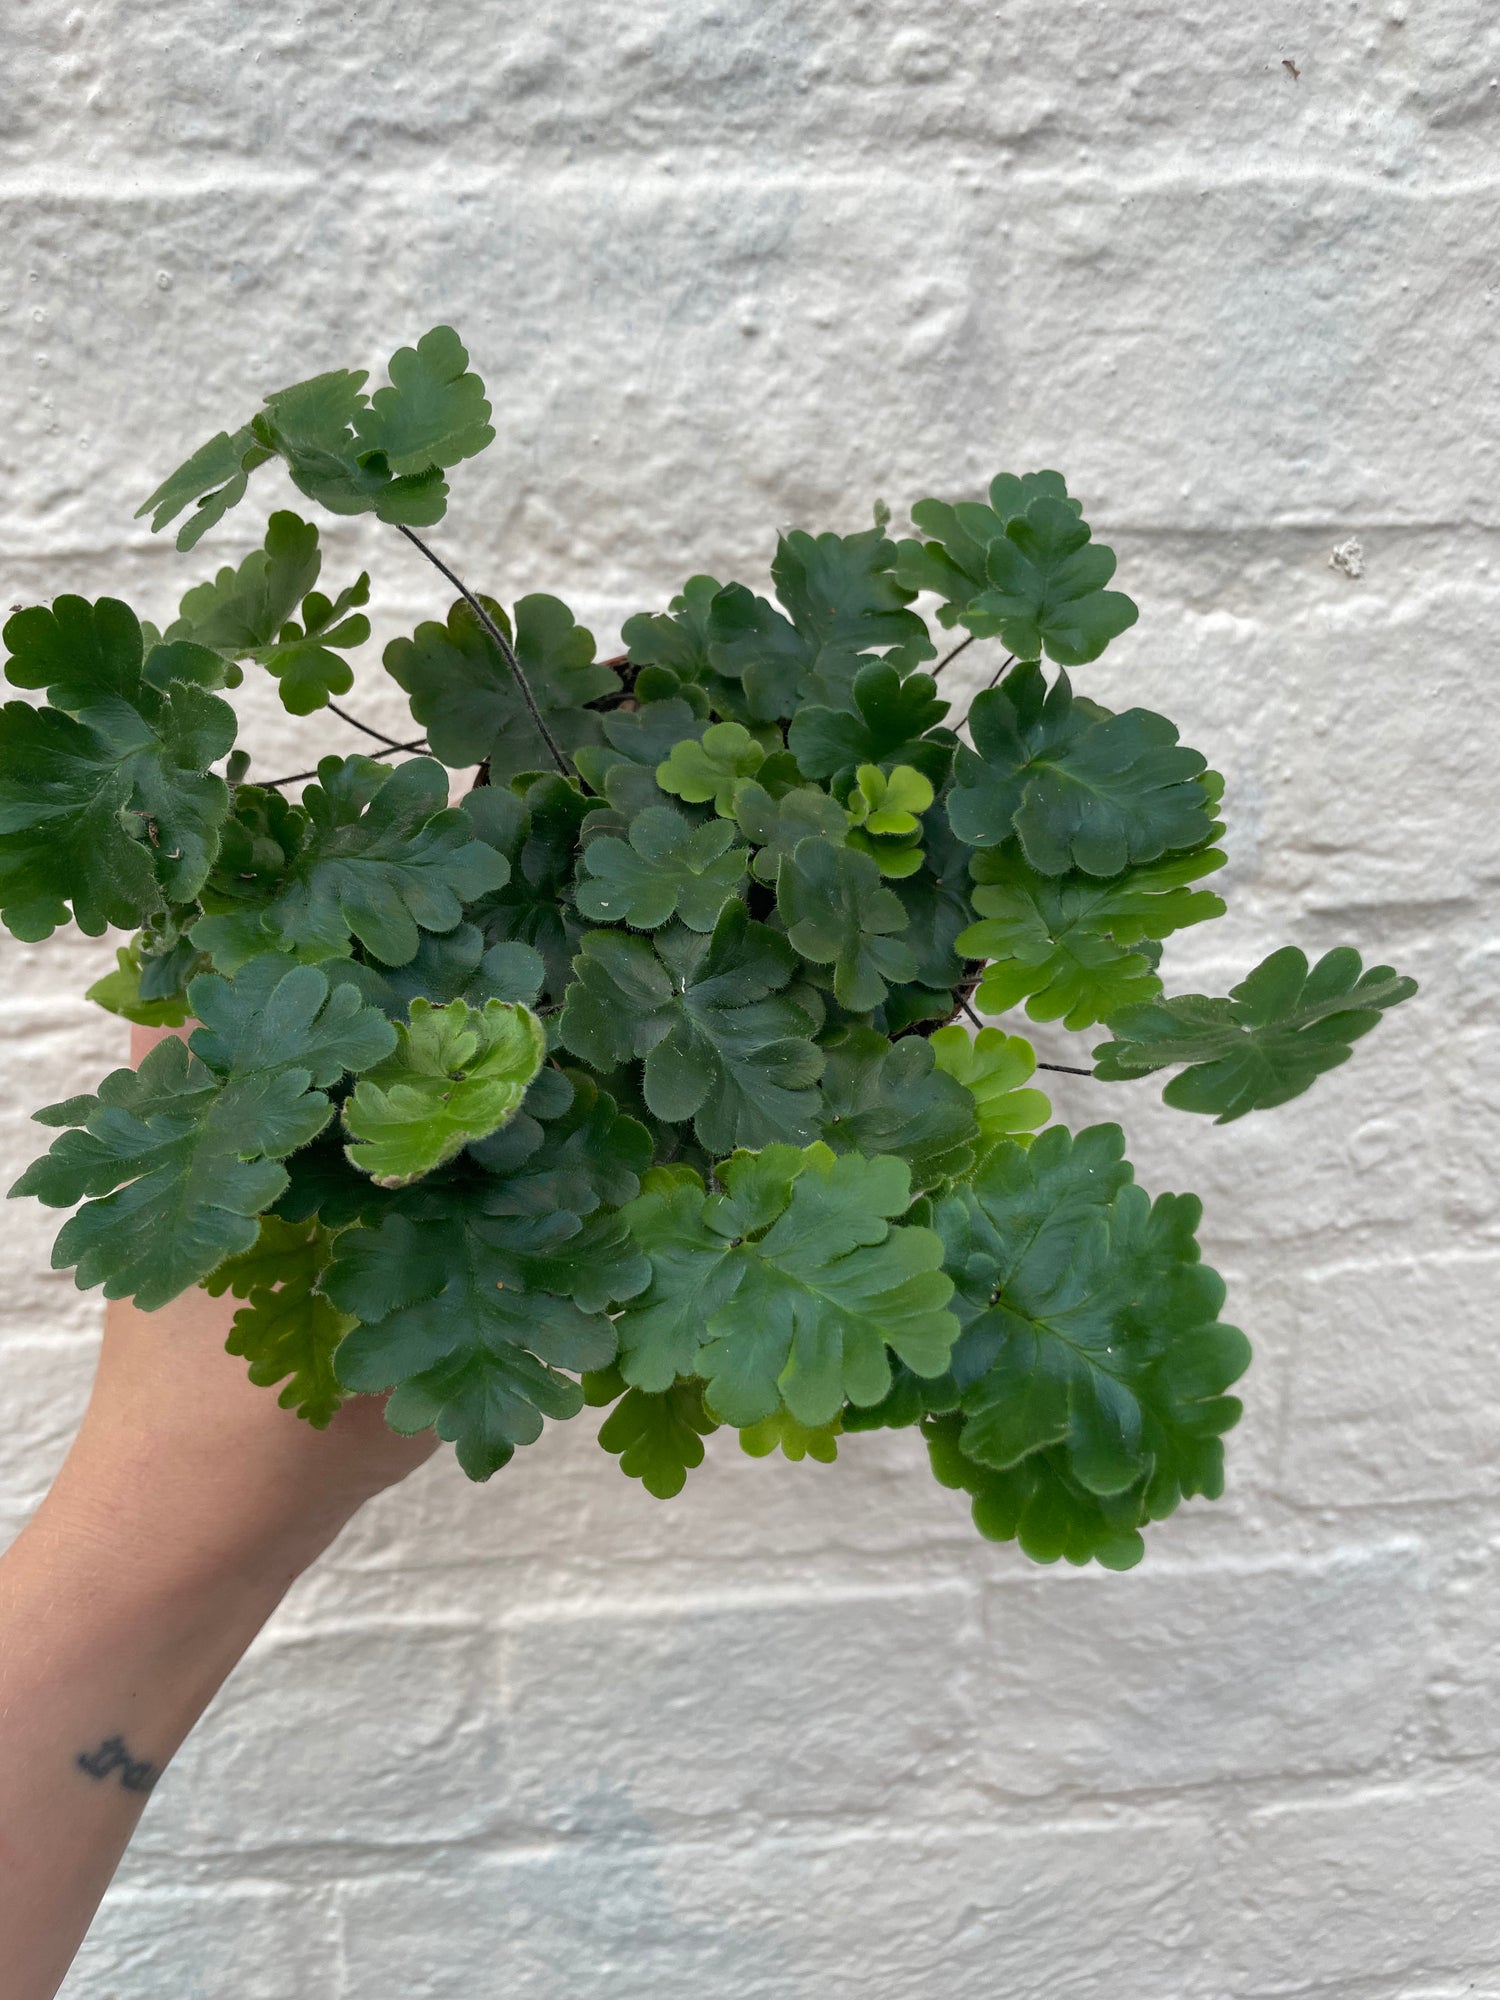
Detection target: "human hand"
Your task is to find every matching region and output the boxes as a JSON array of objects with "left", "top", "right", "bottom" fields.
[
  {"left": 48, "top": 1020, "right": 438, "bottom": 1594},
  {"left": 0, "top": 1022, "right": 438, "bottom": 2000}
]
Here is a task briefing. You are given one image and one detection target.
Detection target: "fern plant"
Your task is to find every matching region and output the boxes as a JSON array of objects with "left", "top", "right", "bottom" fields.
[{"left": 3, "top": 328, "right": 1416, "bottom": 1571}]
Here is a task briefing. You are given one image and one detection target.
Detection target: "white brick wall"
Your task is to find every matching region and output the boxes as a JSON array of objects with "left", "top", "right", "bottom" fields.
[{"left": 1, "top": 2, "right": 1496, "bottom": 1992}]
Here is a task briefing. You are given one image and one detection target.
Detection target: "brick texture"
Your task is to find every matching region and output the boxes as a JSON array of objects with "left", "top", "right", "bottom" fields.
[{"left": 0, "top": 3, "right": 1492, "bottom": 1995}]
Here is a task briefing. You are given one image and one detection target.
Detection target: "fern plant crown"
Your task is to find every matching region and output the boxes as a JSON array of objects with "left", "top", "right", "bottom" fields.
[{"left": 3, "top": 327, "right": 1416, "bottom": 1570}]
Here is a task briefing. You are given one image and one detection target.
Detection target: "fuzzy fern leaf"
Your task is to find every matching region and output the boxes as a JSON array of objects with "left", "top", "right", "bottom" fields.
[
  {"left": 139, "top": 330, "right": 492, "bottom": 547},
  {"left": 386, "top": 594, "right": 616, "bottom": 780},
  {"left": 0, "top": 597, "right": 236, "bottom": 939},
  {"left": 699, "top": 1146, "right": 954, "bottom": 1427},
  {"left": 202, "top": 1214, "right": 352, "bottom": 1426},
  {"left": 343, "top": 997, "right": 546, "bottom": 1187},
  {"left": 776, "top": 836, "right": 918, "bottom": 1011},
  {"left": 12, "top": 959, "right": 394, "bottom": 1308},
  {"left": 924, "top": 1414, "right": 1149, "bottom": 1570},
  {"left": 617, "top": 1145, "right": 957, "bottom": 1427},
  {"left": 559, "top": 901, "right": 825, "bottom": 1153},
  {"left": 818, "top": 1027, "right": 979, "bottom": 1189},
  {"left": 349, "top": 324, "right": 497, "bottom": 475},
  {"left": 948, "top": 664, "right": 1213, "bottom": 876},
  {"left": 1094, "top": 946, "right": 1419, "bottom": 1120},
  {"left": 324, "top": 1183, "right": 641, "bottom": 1479},
  {"left": 788, "top": 662, "right": 952, "bottom": 787},
  {"left": 193, "top": 757, "right": 508, "bottom": 969},
  {"left": 897, "top": 476, "right": 1137, "bottom": 665},
  {"left": 87, "top": 943, "right": 198, "bottom": 1028},
  {"left": 959, "top": 831, "right": 1226, "bottom": 1030},
  {"left": 897, "top": 473, "right": 1080, "bottom": 615},
  {"left": 468, "top": 1069, "right": 653, "bottom": 1218},
  {"left": 733, "top": 780, "right": 849, "bottom": 884},
  {"left": 587, "top": 1369, "right": 719, "bottom": 1498},
  {"left": 704, "top": 526, "right": 932, "bottom": 718},
  {"left": 457, "top": 778, "right": 590, "bottom": 1002},
  {"left": 334, "top": 924, "right": 545, "bottom": 1018},
  {"left": 932, "top": 1126, "right": 1249, "bottom": 1541},
  {"left": 621, "top": 576, "right": 750, "bottom": 721},
  {"left": 167, "top": 511, "right": 371, "bottom": 715},
  {"left": 574, "top": 806, "right": 746, "bottom": 932}
]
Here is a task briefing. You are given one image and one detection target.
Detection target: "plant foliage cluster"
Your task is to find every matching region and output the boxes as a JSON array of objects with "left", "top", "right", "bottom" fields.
[{"left": 3, "top": 330, "right": 1416, "bottom": 1568}]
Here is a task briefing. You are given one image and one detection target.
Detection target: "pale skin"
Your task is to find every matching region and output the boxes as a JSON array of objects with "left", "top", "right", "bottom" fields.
[{"left": 0, "top": 1025, "right": 438, "bottom": 2000}]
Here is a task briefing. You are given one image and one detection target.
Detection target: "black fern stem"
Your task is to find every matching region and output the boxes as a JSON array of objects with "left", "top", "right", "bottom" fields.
[
  {"left": 933, "top": 633, "right": 975, "bottom": 674},
  {"left": 959, "top": 995, "right": 1093, "bottom": 1076},
  {"left": 326, "top": 701, "right": 416, "bottom": 750},
  {"left": 396, "top": 524, "right": 570, "bottom": 776},
  {"left": 261, "top": 736, "right": 428, "bottom": 788}
]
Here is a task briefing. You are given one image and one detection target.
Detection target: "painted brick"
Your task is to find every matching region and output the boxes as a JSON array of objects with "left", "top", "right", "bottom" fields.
[
  {"left": 0, "top": 1335, "right": 96, "bottom": 1502},
  {"left": 57, "top": 1882, "right": 340, "bottom": 2000},
  {"left": 133, "top": 1625, "right": 504, "bottom": 1855},
  {"left": 977, "top": 1542, "right": 1431, "bottom": 1797},
  {"left": 335, "top": 1814, "right": 1221, "bottom": 1999},
  {"left": 1279, "top": 1254, "right": 1500, "bottom": 1508},
  {"left": 1421, "top": 1535, "right": 1500, "bottom": 1763},
  {"left": 7, "top": 4, "right": 1500, "bottom": 181},
  {"left": 1222, "top": 1772, "right": 1500, "bottom": 1991},
  {"left": 326, "top": 1412, "right": 982, "bottom": 1584},
  {"left": 499, "top": 1584, "right": 978, "bottom": 1833},
  {"left": 0, "top": 2, "right": 1487, "bottom": 1994}
]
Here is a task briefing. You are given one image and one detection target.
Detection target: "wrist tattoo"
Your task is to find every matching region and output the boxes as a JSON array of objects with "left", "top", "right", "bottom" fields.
[{"left": 76, "top": 1735, "right": 160, "bottom": 1795}]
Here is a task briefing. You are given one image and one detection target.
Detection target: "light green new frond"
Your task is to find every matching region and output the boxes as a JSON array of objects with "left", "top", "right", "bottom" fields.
[
  {"left": 927, "top": 1026, "right": 1051, "bottom": 1148},
  {"left": 844, "top": 761, "right": 932, "bottom": 877},
  {"left": 343, "top": 997, "right": 546, "bottom": 1187},
  {"left": 656, "top": 721, "right": 767, "bottom": 814},
  {"left": 958, "top": 833, "right": 1226, "bottom": 1030},
  {"left": 385, "top": 593, "right": 617, "bottom": 779},
  {"left": 86, "top": 940, "right": 200, "bottom": 1029}
]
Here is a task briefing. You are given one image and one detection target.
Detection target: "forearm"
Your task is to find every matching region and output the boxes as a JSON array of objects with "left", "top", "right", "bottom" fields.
[
  {"left": 0, "top": 1283, "right": 366, "bottom": 2000},
  {"left": 0, "top": 1266, "right": 435, "bottom": 2000},
  {"left": 0, "top": 1462, "right": 317, "bottom": 2000}
]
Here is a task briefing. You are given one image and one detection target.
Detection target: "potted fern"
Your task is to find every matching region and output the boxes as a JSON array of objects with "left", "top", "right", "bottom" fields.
[{"left": 2, "top": 328, "right": 1415, "bottom": 1570}]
